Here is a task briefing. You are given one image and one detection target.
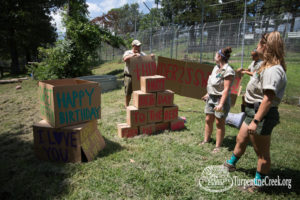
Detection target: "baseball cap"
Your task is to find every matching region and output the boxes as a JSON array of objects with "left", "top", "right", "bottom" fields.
[{"left": 131, "top": 40, "right": 142, "bottom": 46}]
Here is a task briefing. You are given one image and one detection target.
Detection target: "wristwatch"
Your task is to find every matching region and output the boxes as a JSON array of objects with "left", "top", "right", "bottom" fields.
[{"left": 253, "top": 119, "right": 260, "bottom": 124}]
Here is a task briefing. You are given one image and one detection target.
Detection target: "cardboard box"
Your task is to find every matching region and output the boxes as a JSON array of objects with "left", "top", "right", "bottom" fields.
[
  {"left": 126, "top": 106, "right": 148, "bottom": 126},
  {"left": 140, "top": 75, "right": 166, "bottom": 93},
  {"left": 33, "top": 120, "right": 105, "bottom": 163},
  {"left": 139, "top": 123, "right": 156, "bottom": 135},
  {"left": 148, "top": 107, "right": 163, "bottom": 123},
  {"left": 170, "top": 117, "right": 185, "bottom": 131},
  {"left": 117, "top": 123, "right": 139, "bottom": 138},
  {"left": 155, "top": 122, "right": 170, "bottom": 132},
  {"left": 133, "top": 90, "right": 156, "bottom": 108},
  {"left": 39, "top": 78, "right": 101, "bottom": 128},
  {"left": 163, "top": 105, "right": 178, "bottom": 122},
  {"left": 156, "top": 90, "right": 174, "bottom": 107}
]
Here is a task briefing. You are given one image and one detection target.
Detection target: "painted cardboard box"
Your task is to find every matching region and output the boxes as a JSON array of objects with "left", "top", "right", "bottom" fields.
[
  {"left": 139, "top": 123, "right": 156, "bottom": 135},
  {"left": 133, "top": 90, "right": 156, "bottom": 109},
  {"left": 170, "top": 117, "right": 185, "bottom": 131},
  {"left": 155, "top": 122, "right": 170, "bottom": 132},
  {"left": 126, "top": 106, "right": 148, "bottom": 126},
  {"left": 33, "top": 120, "right": 105, "bottom": 163},
  {"left": 140, "top": 75, "right": 166, "bottom": 93},
  {"left": 163, "top": 105, "right": 178, "bottom": 122},
  {"left": 148, "top": 107, "right": 163, "bottom": 123},
  {"left": 39, "top": 78, "right": 101, "bottom": 128},
  {"left": 156, "top": 90, "right": 174, "bottom": 107},
  {"left": 117, "top": 123, "right": 139, "bottom": 138}
]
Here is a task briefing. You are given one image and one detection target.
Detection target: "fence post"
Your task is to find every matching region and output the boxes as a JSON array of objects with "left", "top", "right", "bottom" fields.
[
  {"left": 218, "top": 20, "right": 223, "bottom": 49},
  {"left": 200, "top": 23, "right": 206, "bottom": 63},
  {"left": 170, "top": 26, "right": 174, "bottom": 58},
  {"left": 175, "top": 26, "right": 180, "bottom": 59},
  {"left": 241, "top": 0, "right": 247, "bottom": 69},
  {"left": 237, "top": 18, "right": 243, "bottom": 49}
]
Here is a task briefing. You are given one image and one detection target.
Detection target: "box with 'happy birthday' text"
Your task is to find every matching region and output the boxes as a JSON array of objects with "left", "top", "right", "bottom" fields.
[{"left": 38, "top": 78, "right": 101, "bottom": 128}]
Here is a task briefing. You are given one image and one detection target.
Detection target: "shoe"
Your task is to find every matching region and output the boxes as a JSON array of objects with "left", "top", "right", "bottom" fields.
[{"left": 224, "top": 161, "right": 236, "bottom": 172}]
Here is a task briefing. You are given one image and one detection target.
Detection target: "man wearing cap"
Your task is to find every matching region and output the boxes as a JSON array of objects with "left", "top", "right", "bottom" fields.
[{"left": 123, "top": 40, "right": 152, "bottom": 107}]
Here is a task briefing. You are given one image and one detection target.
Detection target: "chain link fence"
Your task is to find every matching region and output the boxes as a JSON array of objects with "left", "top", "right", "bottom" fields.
[{"left": 97, "top": 1, "right": 300, "bottom": 105}]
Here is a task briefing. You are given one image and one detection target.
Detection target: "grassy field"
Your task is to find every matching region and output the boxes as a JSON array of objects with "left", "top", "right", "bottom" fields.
[{"left": 0, "top": 61, "right": 300, "bottom": 199}]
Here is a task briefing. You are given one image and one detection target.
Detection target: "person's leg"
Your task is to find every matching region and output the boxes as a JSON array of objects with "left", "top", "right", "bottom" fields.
[
  {"left": 249, "top": 133, "right": 271, "bottom": 186},
  {"left": 215, "top": 117, "right": 225, "bottom": 148},
  {"left": 203, "top": 114, "right": 215, "bottom": 143},
  {"left": 125, "top": 94, "right": 131, "bottom": 107},
  {"left": 225, "top": 122, "right": 250, "bottom": 170}
]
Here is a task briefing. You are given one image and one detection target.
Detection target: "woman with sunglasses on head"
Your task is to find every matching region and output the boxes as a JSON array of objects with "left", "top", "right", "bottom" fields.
[
  {"left": 224, "top": 32, "right": 287, "bottom": 192},
  {"left": 200, "top": 47, "right": 235, "bottom": 153}
]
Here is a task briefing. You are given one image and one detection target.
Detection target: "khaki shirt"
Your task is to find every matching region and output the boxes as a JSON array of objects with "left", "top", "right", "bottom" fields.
[
  {"left": 207, "top": 64, "right": 235, "bottom": 96},
  {"left": 245, "top": 65, "right": 287, "bottom": 107},
  {"left": 123, "top": 50, "right": 146, "bottom": 75},
  {"left": 248, "top": 60, "right": 263, "bottom": 73}
]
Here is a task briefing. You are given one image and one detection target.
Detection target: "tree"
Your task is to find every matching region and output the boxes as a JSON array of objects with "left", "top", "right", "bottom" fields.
[
  {"left": 34, "top": 0, "right": 125, "bottom": 80},
  {"left": 0, "top": 0, "right": 67, "bottom": 74}
]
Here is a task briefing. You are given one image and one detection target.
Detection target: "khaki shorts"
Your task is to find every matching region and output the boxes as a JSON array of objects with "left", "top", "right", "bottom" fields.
[
  {"left": 244, "top": 106, "right": 279, "bottom": 135},
  {"left": 204, "top": 95, "right": 231, "bottom": 119},
  {"left": 124, "top": 75, "right": 133, "bottom": 96}
]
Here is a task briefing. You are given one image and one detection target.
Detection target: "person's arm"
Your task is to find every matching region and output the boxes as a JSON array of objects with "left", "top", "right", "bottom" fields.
[
  {"left": 247, "top": 90, "right": 275, "bottom": 133},
  {"left": 123, "top": 53, "right": 140, "bottom": 62},
  {"left": 214, "top": 75, "right": 233, "bottom": 111},
  {"left": 241, "top": 70, "right": 254, "bottom": 76},
  {"left": 201, "top": 93, "right": 209, "bottom": 101}
]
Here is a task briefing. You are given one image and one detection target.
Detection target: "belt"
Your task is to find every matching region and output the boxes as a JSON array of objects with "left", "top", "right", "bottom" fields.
[{"left": 124, "top": 74, "right": 132, "bottom": 77}]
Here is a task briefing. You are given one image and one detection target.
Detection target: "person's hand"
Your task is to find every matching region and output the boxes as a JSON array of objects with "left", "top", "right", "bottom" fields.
[
  {"left": 241, "top": 70, "right": 247, "bottom": 74},
  {"left": 133, "top": 53, "right": 140, "bottom": 57},
  {"left": 214, "top": 104, "right": 223, "bottom": 112},
  {"left": 151, "top": 53, "right": 155, "bottom": 57},
  {"left": 201, "top": 94, "right": 209, "bottom": 101},
  {"left": 236, "top": 68, "right": 244, "bottom": 73},
  {"left": 247, "top": 120, "right": 258, "bottom": 134}
]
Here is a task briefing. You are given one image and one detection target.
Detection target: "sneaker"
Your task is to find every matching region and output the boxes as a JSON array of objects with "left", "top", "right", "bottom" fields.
[{"left": 223, "top": 161, "right": 236, "bottom": 172}]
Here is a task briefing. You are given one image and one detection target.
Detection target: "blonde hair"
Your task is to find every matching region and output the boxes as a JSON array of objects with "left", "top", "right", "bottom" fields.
[{"left": 258, "top": 31, "right": 287, "bottom": 73}]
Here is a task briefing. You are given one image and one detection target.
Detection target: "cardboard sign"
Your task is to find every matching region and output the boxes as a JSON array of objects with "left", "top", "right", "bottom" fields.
[
  {"left": 156, "top": 90, "right": 174, "bottom": 107},
  {"left": 170, "top": 117, "right": 185, "bottom": 131},
  {"left": 140, "top": 75, "right": 166, "bottom": 93},
  {"left": 126, "top": 106, "right": 148, "bottom": 126},
  {"left": 157, "top": 56, "right": 241, "bottom": 106},
  {"left": 117, "top": 123, "right": 139, "bottom": 138},
  {"left": 148, "top": 107, "right": 163, "bottom": 123},
  {"left": 155, "top": 122, "right": 170, "bottom": 132},
  {"left": 163, "top": 105, "right": 178, "bottom": 122},
  {"left": 128, "top": 55, "right": 157, "bottom": 91},
  {"left": 139, "top": 124, "right": 156, "bottom": 135},
  {"left": 33, "top": 120, "right": 105, "bottom": 163},
  {"left": 133, "top": 90, "right": 156, "bottom": 108},
  {"left": 39, "top": 78, "right": 101, "bottom": 128}
]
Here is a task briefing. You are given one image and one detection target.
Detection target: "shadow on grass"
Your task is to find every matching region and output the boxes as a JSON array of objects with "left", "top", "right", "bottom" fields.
[
  {"left": 106, "top": 69, "right": 123, "bottom": 76},
  {"left": 236, "top": 167, "right": 300, "bottom": 195},
  {"left": 178, "top": 109, "right": 202, "bottom": 113},
  {"left": 0, "top": 132, "right": 71, "bottom": 199},
  {"left": 98, "top": 137, "right": 124, "bottom": 158}
]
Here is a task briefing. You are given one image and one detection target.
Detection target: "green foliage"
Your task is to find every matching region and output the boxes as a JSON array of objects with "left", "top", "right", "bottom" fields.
[{"left": 33, "top": 0, "right": 125, "bottom": 80}]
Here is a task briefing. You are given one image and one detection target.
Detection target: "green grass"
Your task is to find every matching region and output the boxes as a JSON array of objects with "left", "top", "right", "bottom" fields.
[{"left": 0, "top": 61, "right": 300, "bottom": 199}]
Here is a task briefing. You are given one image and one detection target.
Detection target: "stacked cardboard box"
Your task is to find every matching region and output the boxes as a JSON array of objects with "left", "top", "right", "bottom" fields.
[
  {"left": 33, "top": 78, "right": 105, "bottom": 163},
  {"left": 118, "top": 75, "right": 185, "bottom": 138}
]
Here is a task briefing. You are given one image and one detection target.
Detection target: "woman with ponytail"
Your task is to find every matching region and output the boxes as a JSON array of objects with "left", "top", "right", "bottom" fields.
[
  {"left": 201, "top": 47, "right": 235, "bottom": 153},
  {"left": 224, "top": 31, "right": 287, "bottom": 192}
]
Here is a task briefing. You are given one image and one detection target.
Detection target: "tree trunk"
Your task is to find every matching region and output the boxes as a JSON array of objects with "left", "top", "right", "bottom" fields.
[{"left": 9, "top": 28, "right": 19, "bottom": 74}]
